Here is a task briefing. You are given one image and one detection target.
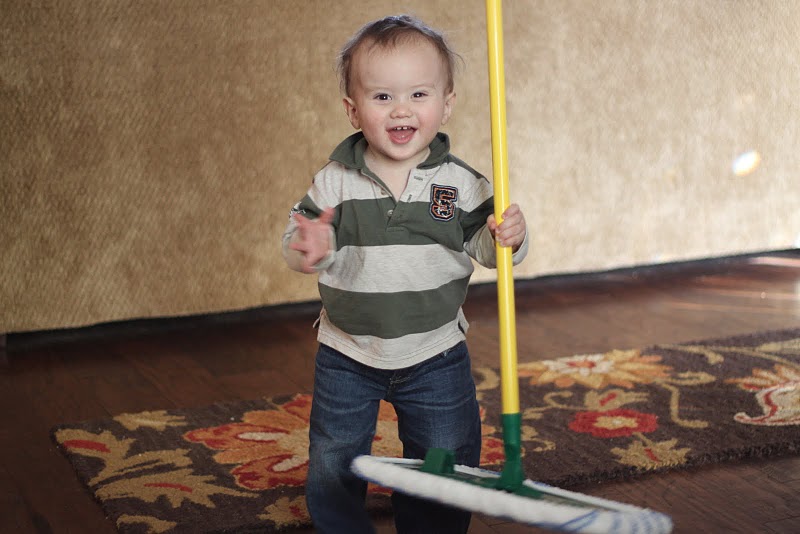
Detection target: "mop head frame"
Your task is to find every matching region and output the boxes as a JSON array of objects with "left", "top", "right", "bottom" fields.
[{"left": 351, "top": 454, "right": 673, "bottom": 534}]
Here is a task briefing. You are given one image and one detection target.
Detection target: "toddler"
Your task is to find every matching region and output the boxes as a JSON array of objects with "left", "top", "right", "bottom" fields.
[{"left": 282, "top": 14, "right": 528, "bottom": 534}]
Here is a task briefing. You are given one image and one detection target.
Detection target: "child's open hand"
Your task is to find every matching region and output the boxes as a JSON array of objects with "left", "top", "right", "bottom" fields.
[
  {"left": 289, "top": 207, "right": 335, "bottom": 273},
  {"left": 487, "top": 203, "right": 526, "bottom": 251}
]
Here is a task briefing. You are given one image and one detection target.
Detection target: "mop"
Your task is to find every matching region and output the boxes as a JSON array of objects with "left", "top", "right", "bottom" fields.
[{"left": 351, "top": 2, "right": 673, "bottom": 532}]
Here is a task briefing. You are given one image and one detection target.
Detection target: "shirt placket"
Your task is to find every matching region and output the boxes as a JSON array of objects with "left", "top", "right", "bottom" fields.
[{"left": 387, "top": 169, "right": 431, "bottom": 228}]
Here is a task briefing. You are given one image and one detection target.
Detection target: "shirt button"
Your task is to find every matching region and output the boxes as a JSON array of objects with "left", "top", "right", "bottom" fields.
[{"left": 387, "top": 209, "right": 394, "bottom": 216}]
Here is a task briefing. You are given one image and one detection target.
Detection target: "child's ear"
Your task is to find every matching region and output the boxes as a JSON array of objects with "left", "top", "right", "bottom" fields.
[
  {"left": 343, "top": 97, "right": 360, "bottom": 130},
  {"left": 441, "top": 91, "right": 456, "bottom": 126}
]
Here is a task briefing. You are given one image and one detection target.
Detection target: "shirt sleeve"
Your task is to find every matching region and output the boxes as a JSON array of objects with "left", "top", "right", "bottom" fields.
[{"left": 465, "top": 223, "right": 529, "bottom": 268}]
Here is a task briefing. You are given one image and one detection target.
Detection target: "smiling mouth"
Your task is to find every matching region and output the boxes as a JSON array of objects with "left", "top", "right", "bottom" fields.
[{"left": 388, "top": 126, "right": 416, "bottom": 143}]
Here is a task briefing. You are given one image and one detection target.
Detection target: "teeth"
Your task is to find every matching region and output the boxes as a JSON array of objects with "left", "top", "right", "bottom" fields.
[{"left": 393, "top": 126, "right": 412, "bottom": 131}]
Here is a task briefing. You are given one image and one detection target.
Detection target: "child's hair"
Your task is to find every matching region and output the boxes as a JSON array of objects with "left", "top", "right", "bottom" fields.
[{"left": 337, "top": 14, "right": 459, "bottom": 97}]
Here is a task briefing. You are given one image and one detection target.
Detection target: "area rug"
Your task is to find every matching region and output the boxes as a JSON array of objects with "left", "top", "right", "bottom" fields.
[{"left": 52, "top": 328, "right": 800, "bottom": 533}]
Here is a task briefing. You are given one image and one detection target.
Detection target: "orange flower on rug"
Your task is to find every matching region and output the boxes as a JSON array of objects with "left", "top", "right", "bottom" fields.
[
  {"left": 184, "top": 394, "right": 313, "bottom": 490},
  {"left": 53, "top": 328, "right": 800, "bottom": 533}
]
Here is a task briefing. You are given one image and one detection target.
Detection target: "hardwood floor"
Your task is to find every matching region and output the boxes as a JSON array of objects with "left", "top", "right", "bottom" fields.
[{"left": 2, "top": 251, "right": 799, "bottom": 534}]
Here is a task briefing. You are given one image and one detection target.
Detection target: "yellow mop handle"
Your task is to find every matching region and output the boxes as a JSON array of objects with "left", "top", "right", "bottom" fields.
[{"left": 485, "top": 0, "right": 518, "bottom": 415}]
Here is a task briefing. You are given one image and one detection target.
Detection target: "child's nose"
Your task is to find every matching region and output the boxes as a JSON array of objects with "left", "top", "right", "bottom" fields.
[{"left": 391, "top": 103, "right": 412, "bottom": 118}]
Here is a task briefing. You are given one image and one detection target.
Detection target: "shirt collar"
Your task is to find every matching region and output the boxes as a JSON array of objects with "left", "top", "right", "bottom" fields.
[{"left": 329, "top": 131, "right": 450, "bottom": 170}]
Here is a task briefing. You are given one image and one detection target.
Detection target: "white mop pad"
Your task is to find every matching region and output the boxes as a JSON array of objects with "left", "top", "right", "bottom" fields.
[{"left": 352, "top": 455, "right": 673, "bottom": 534}]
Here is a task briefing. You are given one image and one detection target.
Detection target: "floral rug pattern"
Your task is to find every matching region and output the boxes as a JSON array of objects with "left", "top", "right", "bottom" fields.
[{"left": 53, "top": 329, "right": 800, "bottom": 533}]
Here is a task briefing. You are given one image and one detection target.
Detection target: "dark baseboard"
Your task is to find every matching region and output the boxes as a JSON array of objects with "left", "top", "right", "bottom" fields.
[{"left": 6, "top": 248, "right": 798, "bottom": 354}]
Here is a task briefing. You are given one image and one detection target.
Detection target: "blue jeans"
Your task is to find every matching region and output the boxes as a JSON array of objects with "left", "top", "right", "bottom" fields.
[{"left": 306, "top": 341, "right": 482, "bottom": 534}]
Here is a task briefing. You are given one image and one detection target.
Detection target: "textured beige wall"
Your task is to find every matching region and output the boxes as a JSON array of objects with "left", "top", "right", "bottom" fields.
[
  {"left": 501, "top": 0, "right": 800, "bottom": 278},
  {"left": 2, "top": 1, "right": 799, "bottom": 333}
]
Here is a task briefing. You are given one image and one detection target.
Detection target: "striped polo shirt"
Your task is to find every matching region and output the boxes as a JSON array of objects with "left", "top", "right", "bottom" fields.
[{"left": 282, "top": 131, "right": 528, "bottom": 369}]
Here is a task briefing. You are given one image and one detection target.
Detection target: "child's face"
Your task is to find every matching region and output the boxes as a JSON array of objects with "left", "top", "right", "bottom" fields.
[{"left": 343, "top": 38, "right": 455, "bottom": 169}]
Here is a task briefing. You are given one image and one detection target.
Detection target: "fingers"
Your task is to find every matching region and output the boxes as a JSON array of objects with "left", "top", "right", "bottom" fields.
[
  {"left": 502, "top": 204, "right": 521, "bottom": 219},
  {"left": 290, "top": 208, "right": 333, "bottom": 271},
  {"left": 486, "top": 214, "right": 497, "bottom": 234},
  {"left": 500, "top": 204, "right": 525, "bottom": 229},
  {"left": 487, "top": 204, "right": 522, "bottom": 226},
  {"left": 492, "top": 203, "right": 526, "bottom": 248}
]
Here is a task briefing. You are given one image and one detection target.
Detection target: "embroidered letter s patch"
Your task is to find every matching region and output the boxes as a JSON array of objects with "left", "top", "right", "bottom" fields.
[{"left": 429, "top": 185, "right": 458, "bottom": 221}]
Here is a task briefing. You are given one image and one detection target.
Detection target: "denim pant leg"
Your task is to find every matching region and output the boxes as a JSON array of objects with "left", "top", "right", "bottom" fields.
[
  {"left": 389, "top": 341, "right": 482, "bottom": 534},
  {"left": 306, "top": 344, "right": 384, "bottom": 534}
]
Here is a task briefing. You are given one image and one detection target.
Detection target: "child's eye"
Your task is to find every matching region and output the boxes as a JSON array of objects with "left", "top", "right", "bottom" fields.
[
  {"left": 412, "top": 92, "right": 427, "bottom": 98},
  {"left": 374, "top": 93, "right": 391, "bottom": 101}
]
